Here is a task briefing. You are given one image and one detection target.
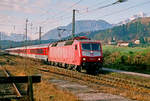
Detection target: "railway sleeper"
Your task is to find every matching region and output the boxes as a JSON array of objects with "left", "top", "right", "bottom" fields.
[
  {"left": 46, "top": 65, "right": 150, "bottom": 95},
  {"left": 98, "top": 75, "right": 150, "bottom": 90},
  {"left": 103, "top": 75, "right": 150, "bottom": 89}
]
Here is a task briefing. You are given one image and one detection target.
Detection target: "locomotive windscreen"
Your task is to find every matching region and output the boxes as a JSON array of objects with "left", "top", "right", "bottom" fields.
[{"left": 81, "top": 43, "right": 100, "bottom": 51}]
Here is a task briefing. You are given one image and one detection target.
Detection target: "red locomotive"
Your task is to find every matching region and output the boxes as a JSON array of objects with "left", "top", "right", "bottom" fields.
[{"left": 6, "top": 36, "right": 103, "bottom": 74}]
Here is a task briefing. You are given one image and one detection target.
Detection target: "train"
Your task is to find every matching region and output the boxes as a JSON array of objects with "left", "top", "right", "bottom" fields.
[{"left": 5, "top": 36, "right": 103, "bottom": 74}]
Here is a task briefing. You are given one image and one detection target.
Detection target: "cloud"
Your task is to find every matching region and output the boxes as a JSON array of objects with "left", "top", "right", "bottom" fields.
[
  {"left": 0, "top": 0, "right": 50, "bottom": 14},
  {"left": 0, "top": 0, "right": 87, "bottom": 39}
]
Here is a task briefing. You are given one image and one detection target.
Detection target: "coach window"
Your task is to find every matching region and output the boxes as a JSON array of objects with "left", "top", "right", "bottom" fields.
[
  {"left": 75, "top": 45, "right": 77, "bottom": 50},
  {"left": 37, "top": 49, "right": 44, "bottom": 54}
]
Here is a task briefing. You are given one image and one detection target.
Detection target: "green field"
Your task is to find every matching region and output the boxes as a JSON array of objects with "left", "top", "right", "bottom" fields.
[
  {"left": 102, "top": 45, "right": 150, "bottom": 74},
  {"left": 103, "top": 45, "right": 150, "bottom": 53}
]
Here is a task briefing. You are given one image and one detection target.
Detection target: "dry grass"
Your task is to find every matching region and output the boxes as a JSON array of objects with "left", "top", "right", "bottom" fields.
[
  {"left": 1, "top": 54, "right": 150, "bottom": 101},
  {"left": 0, "top": 54, "right": 77, "bottom": 101},
  {"left": 39, "top": 64, "right": 150, "bottom": 101}
]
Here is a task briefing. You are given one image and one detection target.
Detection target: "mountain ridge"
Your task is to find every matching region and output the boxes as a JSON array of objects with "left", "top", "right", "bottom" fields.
[
  {"left": 0, "top": 32, "right": 31, "bottom": 41},
  {"left": 87, "top": 17, "right": 150, "bottom": 43},
  {"left": 41, "top": 19, "right": 113, "bottom": 40}
]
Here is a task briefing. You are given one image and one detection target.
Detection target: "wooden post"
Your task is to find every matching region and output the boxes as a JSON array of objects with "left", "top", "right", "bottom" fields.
[
  {"left": 0, "top": 76, "right": 41, "bottom": 100},
  {"left": 28, "top": 76, "right": 34, "bottom": 101}
]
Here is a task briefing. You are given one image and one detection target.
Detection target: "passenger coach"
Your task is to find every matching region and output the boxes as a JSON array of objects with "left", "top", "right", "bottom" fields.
[{"left": 6, "top": 44, "right": 49, "bottom": 60}]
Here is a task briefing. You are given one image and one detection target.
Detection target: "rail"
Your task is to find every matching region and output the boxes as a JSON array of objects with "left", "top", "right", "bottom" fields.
[
  {"left": 38, "top": 66, "right": 150, "bottom": 101},
  {"left": 2, "top": 66, "right": 22, "bottom": 97}
]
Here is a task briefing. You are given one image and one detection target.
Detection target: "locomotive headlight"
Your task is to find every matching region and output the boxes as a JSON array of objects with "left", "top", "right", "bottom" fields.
[
  {"left": 83, "top": 58, "right": 86, "bottom": 61},
  {"left": 98, "top": 58, "right": 101, "bottom": 61}
]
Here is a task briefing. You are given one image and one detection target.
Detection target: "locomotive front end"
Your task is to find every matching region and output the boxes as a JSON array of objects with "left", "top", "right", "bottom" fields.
[{"left": 80, "top": 41, "right": 103, "bottom": 74}]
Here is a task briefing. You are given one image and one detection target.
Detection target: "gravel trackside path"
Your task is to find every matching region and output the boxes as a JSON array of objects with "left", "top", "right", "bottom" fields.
[
  {"left": 49, "top": 78, "right": 134, "bottom": 101},
  {"left": 103, "top": 68, "right": 150, "bottom": 78}
]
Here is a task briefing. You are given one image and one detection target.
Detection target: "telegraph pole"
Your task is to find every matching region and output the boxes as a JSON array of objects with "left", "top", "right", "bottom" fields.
[
  {"left": 24, "top": 18, "right": 28, "bottom": 72},
  {"left": 72, "top": 9, "right": 76, "bottom": 37},
  {"left": 0, "top": 32, "right": 1, "bottom": 49},
  {"left": 72, "top": 9, "right": 79, "bottom": 38},
  {"left": 25, "top": 19, "right": 28, "bottom": 46},
  {"left": 39, "top": 26, "right": 42, "bottom": 44}
]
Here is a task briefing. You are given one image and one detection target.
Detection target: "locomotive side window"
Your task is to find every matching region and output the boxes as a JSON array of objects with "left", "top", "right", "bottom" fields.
[
  {"left": 75, "top": 45, "right": 77, "bottom": 50},
  {"left": 52, "top": 43, "right": 57, "bottom": 47},
  {"left": 65, "top": 40, "right": 73, "bottom": 46}
]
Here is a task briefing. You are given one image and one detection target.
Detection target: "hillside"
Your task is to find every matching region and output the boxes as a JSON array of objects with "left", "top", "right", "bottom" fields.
[
  {"left": 0, "top": 39, "right": 56, "bottom": 49},
  {"left": 131, "top": 17, "right": 150, "bottom": 25},
  {"left": 41, "top": 20, "right": 113, "bottom": 40},
  {"left": 88, "top": 17, "right": 150, "bottom": 43}
]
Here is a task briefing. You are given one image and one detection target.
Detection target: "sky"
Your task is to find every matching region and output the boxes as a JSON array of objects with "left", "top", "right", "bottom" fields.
[{"left": 0, "top": 0, "right": 150, "bottom": 40}]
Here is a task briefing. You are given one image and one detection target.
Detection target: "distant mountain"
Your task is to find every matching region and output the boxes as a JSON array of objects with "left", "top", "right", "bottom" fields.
[
  {"left": 0, "top": 32, "right": 30, "bottom": 41},
  {"left": 0, "top": 39, "right": 56, "bottom": 49},
  {"left": 41, "top": 20, "right": 113, "bottom": 40},
  {"left": 117, "top": 12, "right": 147, "bottom": 25},
  {"left": 87, "top": 17, "right": 150, "bottom": 43}
]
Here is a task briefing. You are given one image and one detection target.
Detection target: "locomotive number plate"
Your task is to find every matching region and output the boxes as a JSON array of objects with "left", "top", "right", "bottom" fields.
[{"left": 89, "top": 58, "right": 95, "bottom": 60}]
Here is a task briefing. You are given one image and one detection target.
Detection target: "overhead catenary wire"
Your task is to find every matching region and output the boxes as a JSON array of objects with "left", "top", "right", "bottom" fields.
[
  {"left": 77, "top": 0, "right": 127, "bottom": 15},
  {"left": 41, "top": 0, "right": 122, "bottom": 29},
  {"left": 95, "top": 0, "right": 150, "bottom": 20},
  {"left": 39, "top": 0, "right": 126, "bottom": 35},
  {"left": 67, "top": 0, "right": 83, "bottom": 9},
  {"left": 40, "top": 0, "right": 114, "bottom": 27},
  {"left": 39, "top": 0, "right": 84, "bottom": 26},
  {"left": 75, "top": 0, "right": 150, "bottom": 21},
  {"left": 30, "top": 0, "right": 84, "bottom": 33},
  {"left": 39, "top": 0, "right": 150, "bottom": 36},
  {"left": 0, "top": 0, "right": 113, "bottom": 41}
]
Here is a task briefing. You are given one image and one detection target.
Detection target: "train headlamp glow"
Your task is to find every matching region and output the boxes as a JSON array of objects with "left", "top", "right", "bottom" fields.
[
  {"left": 98, "top": 58, "right": 101, "bottom": 61},
  {"left": 83, "top": 58, "right": 86, "bottom": 61}
]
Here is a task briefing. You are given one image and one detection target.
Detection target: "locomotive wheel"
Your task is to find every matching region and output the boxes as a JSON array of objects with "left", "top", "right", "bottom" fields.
[
  {"left": 62, "top": 63, "right": 65, "bottom": 68},
  {"left": 64, "top": 64, "right": 67, "bottom": 69},
  {"left": 58, "top": 62, "right": 61, "bottom": 67},
  {"left": 55, "top": 62, "right": 58, "bottom": 66},
  {"left": 94, "top": 66, "right": 101, "bottom": 74},
  {"left": 46, "top": 58, "right": 48, "bottom": 62},
  {"left": 86, "top": 63, "right": 102, "bottom": 75},
  {"left": 52, "top": 62, "right": 55, "bottom": 66},
  {"left": 76, "top": 66, "right": 82, "bottom": 72},
  {"left": 86, "top": 65, "right": 93, "bottom": 74},
  {"left": 67, "top": 64, "right": 71, "bottom": 70},
  {"left": 86, "top": 66, "right": 98, "bottom": 75},
  {"left": 50, "top": 61, "right": 53, "bottom": 65}
]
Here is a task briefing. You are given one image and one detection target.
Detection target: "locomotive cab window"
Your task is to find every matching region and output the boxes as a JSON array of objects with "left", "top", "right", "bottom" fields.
[
  {"left": 82, "top": 44, "right": 90, "bottom": 51},
  {"left": 91, "top": 43, "right": 100, "bottom": 51},
  {"left": 82, "top": 43, "right": 100, "bottom": 51}
]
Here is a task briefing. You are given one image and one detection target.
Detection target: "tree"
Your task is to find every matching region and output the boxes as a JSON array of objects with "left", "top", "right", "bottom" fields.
[{"left": 139, "top": 37, "right": 146, "bottom": 44}]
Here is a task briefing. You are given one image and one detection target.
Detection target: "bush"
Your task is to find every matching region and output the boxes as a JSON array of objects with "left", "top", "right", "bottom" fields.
[{"left": 103, "top": 48, "right": 150, "bottom": 73}]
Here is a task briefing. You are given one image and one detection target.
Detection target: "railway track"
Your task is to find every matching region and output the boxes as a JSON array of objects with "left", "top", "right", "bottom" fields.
[
  {"left": 1, "top": 54, "right": 149, "bottom": 100},
  {"left": 38, "top": 66, "right": 150, "bottom": 101},
  {"left": 0, "top": 66, "right": 22, "bottom": 100}
]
